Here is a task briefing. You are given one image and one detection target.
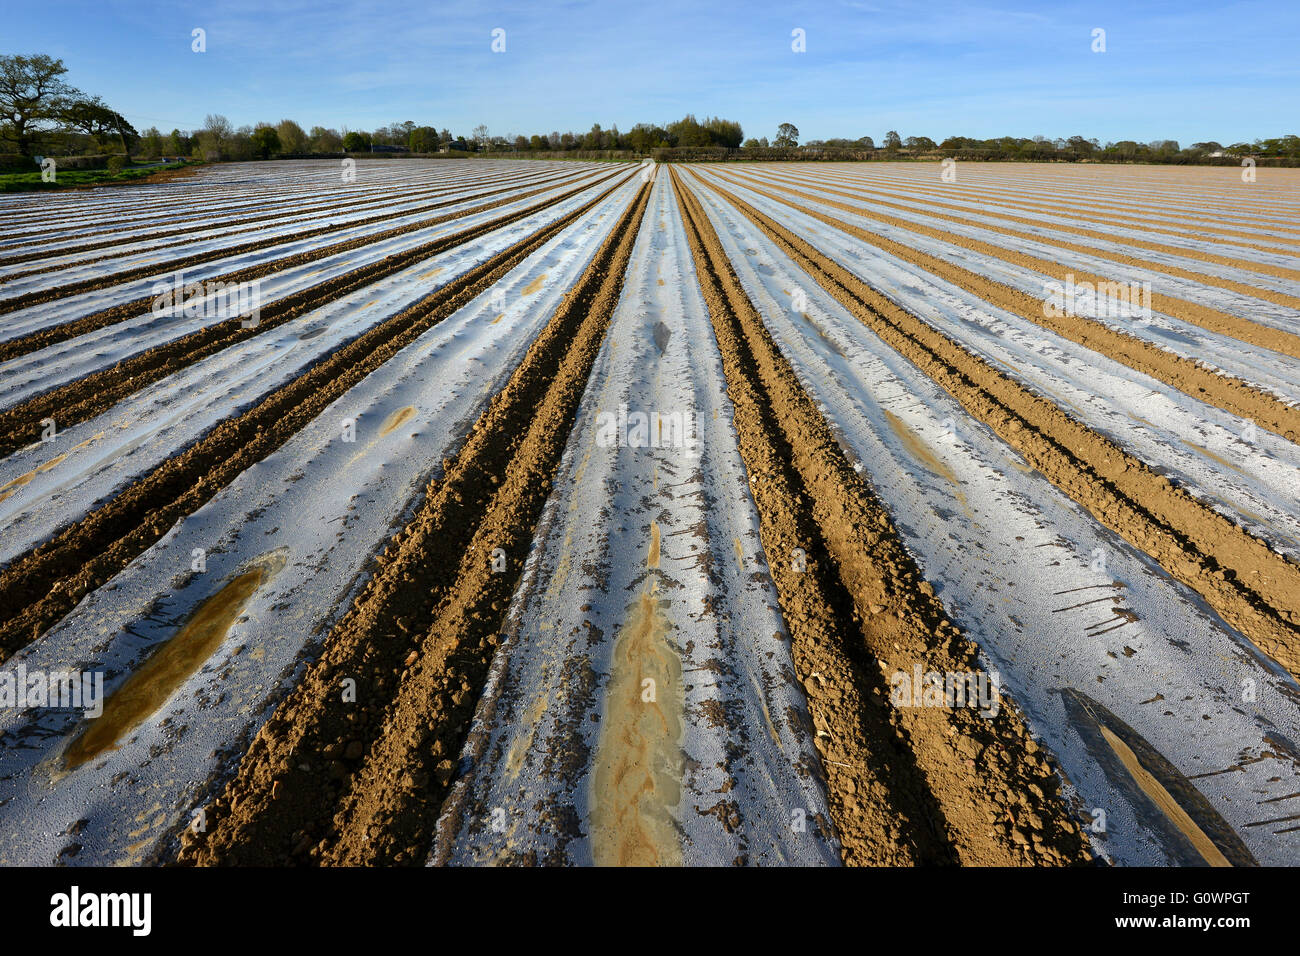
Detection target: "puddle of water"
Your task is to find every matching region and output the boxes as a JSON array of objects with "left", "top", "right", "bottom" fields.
[
  {"left": 589, "top": 579, "right": 683, "bottom": 866},
  {"left": 61, "top": 552, "right": 285, "bottom": 771},
  {"left": 504, "top": 692, "right": 549, "bottom": 780},
  {"left": 1062, "top": 688, "right": 1255, "bottom": 866},
  {"left": 0, "top": 453, "right": 67, "bottom": 504},
  {"left": 1148, "top": 326, "right": 1201, "bottom": 348},
  {"left": 1098, "top": 724, "right": 1230, "bottom": 867},
  {"left": 1180, "top": 438, "right": 1247, "bottom": 476},
  {"left": 883, "top": 410, "right": 970, "bottom": 514},
  {"left": 647, "top": 520, "right": 661, "bottom": 569},
  {"left": 589, "top": 526, "right": 682, "bottom": 866},
  {"left": 379, "top": 405, "right": 417, "bottom": 437}
]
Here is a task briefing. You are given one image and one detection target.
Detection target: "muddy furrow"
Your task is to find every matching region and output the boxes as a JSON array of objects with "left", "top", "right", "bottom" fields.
[
  {"left": 716, "top": 170, "right": 1300, "bottom": 362},
  {"left": 691, "top": 173, "right": 1299, "bottom": 865},
  {"left": 175, "top": 178, "right": 654, "bottom": 866},
  {"left": 0, "top": 168, "right": 596, "bottom": 319},
  {"left": 822, "top": 165, "right": 1300, "bottom": 229},
  {"left": 0, "top": 174, "right": 625, "bottom": 457},
  {"left": 0, "top": 176, "right": 639, "bottom": 866},
  {"left": 686, "top": 171, "right": 1300, "bottom": 684},
  {"left": 0, "top": 172, "right": 610, "bottom": 399},
  {"left": 0, "top": 171, "right": 637, "bottom": 662},
  {"left": 0, "top": 183, "right": 612, "bottom": 568},
  {"left": 0, "top": 163, "right": 318, "bottom": 230},
  {"left": 0, "top": 168, "right": 603, "bottom": 351},
  {"left": 765, "top": 168, "right": 1300, "bottom": 295},
  {"left": 0, "top": 173, "right": 570, "bottom": 286},
  {"left": 742, "top": 164, "right": 1300, "bottom": 308},
  {"left": 693, "top": 175, "right": 1300, "bottom": 561},
  {"left": 668, "top": 169, "right": 1089, "bottom": 864},
  {"left": 0, "top": 175, "right": 559, "bottom": 310}
]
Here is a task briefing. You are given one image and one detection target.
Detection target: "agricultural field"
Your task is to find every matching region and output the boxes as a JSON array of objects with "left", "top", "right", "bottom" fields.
[{"left": 1, "top": 158, "right": 1298, "bottom": 868}]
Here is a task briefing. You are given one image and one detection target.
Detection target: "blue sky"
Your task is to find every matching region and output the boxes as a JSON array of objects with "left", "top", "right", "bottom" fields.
[{"left": 7, "top": 0, "right": 1296, "bottom": 144}]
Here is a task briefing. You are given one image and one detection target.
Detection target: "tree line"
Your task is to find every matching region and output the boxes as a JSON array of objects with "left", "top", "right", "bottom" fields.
[
  {"left": 753, "top": 127, "right": 1299, "bottom": 162},
  {"left": 883, "top": 132, "right": 1299, "bottom": 162},
  {"left": 130, "top": 113, "right": 746, "bottom": 162},
  {"left": 4, "top": 53, "right": 1295, "bottom": 167},
  {"left": 107, "top": 115, "right": 1300, "bottom": 167}
]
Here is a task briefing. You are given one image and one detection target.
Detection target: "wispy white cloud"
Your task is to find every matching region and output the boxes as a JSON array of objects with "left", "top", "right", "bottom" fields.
[{"left": 6, "top": 0, "right": 1295, "bottom": 142}]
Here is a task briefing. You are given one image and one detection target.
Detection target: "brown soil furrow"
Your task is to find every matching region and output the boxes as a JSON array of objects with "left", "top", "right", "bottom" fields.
[
  {"left": 0, "top": 168, "right": 610, "bottom": 322},
  {"left": 794, "top": 167, "right": 1300, "bottom": 248},
  {"left": 0, "top": 165, "right": 522, "bottom": 246},
  {"left": 754, "top": 168, "right": 1300, "bottom": 282},
  {"left": 711, "top": 169, "right": 1300, "bottom": 366},
  {"left": 814, "top": 164, "right": 1300, "bottom": 226},
  {"left": 0, "top": 167, "right": 575, "bottom": 273},
  {"left": 684, "top": 174, "right": 1300, "bottom": 444},
  {"left": 0, "top": 171, "right": 636, "bottom": 664},
  {"left": 175, "top": 178, "right": 654, "bottom": 867},
  {"left": 0, "top": 172, "right": 625, "bottom": 458},
  {"left": 0, "top": 165, "right": 553, "bottom": 246},
  {"left": 671, "top": 168, "right": 1090, "bottom": 866},
  {"left": 0, "top": 173, "right": 600, "bottom": 373},
  {"left": 687, "top": 169, "right": 1300, "bottom": 684}
]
